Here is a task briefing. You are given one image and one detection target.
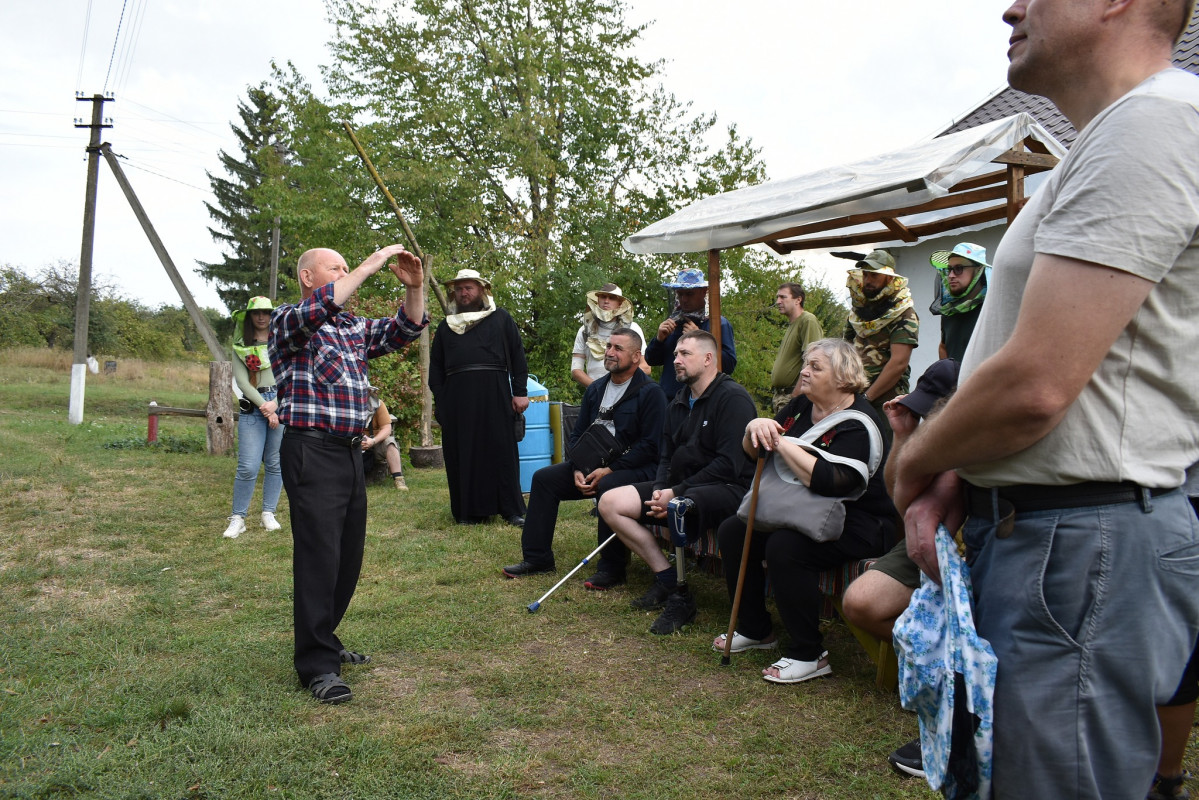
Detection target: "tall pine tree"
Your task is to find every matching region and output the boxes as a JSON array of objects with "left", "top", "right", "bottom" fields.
[{"left": 197, "top": 83, "right": 292, "bottom": 313}]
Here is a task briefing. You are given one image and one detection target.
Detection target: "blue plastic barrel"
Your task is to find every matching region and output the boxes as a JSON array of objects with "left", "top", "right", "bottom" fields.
[{"left": 518, "top": 375, "right": 552, "bottom": 493}]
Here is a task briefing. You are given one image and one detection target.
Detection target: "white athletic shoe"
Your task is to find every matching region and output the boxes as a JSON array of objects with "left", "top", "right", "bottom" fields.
[
  {"left": 222, "top": 516, "right": 246, "bottom": 539},
  {"left": 261, "top": 512, "right": 281, "bottom": 531}
]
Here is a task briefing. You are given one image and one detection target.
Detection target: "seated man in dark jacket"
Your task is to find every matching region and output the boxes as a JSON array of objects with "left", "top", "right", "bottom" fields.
[
  {"left": 600, "top": 330, "right": 757, "bottom": 635},
  {"left": 502, "top": 328, "right": 666, "bottom": 583}
]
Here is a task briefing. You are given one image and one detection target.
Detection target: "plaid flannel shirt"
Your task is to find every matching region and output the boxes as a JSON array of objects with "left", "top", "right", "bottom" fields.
[{"left": 269, "top": 282, "right": 428, "bottom": 437}]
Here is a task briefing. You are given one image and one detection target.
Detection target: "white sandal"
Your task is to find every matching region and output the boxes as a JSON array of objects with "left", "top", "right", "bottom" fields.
[
  {"left": 762, "top": 652, "right": 831, "bottom": 684},
  {"left": 711, "top": 631, "right": 779, "bottom": 654}
]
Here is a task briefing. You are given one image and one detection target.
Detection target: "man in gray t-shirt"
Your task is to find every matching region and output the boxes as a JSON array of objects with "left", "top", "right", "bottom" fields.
[{"left": 890, "top": 1, "right": 1199, "bottom": 797}]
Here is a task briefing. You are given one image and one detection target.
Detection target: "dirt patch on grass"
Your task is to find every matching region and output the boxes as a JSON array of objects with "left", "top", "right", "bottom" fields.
[{"left": 26, "top": 575, "right": 137, "bottom": 616}]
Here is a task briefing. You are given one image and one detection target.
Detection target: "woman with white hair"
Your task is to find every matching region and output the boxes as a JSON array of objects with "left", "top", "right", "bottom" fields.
[{"left": 714, "top": 338, "right": 897, "bottom": 683}]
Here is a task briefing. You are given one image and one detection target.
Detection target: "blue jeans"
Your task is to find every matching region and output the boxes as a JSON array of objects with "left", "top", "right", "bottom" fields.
[
  {"left": 963, "top": 490, "right": 1199, "bottom": 800},
  {"left": 231, "top": 390, "right": 284, "bottom": 516}
]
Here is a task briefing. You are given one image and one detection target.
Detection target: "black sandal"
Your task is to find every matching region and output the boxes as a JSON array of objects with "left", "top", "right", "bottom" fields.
[
  {"left": 339, "top": 649, "right": 371, "bottom": 665},
  {"left": 308, "top": 673, "right": 352, "bottom": 704}
]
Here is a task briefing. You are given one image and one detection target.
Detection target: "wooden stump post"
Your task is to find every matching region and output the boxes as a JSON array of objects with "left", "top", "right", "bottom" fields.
[{"left": 207, "top": 361, "right": 235, "bottom": 455}]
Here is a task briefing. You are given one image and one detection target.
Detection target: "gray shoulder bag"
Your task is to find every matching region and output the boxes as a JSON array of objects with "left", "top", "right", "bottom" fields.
[{"left": 735, "top": 409, "right": 883, "bottom": 541}]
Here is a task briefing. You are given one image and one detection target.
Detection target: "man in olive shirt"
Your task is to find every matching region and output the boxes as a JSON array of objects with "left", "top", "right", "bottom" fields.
[{"left": 769, "top": 282, "right": 824, "bottom": 412}]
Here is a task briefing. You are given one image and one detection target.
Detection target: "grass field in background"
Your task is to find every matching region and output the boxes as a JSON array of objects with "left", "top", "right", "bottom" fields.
[{"left": 0, "top": 348, "right": 1152, "bottom": 799}]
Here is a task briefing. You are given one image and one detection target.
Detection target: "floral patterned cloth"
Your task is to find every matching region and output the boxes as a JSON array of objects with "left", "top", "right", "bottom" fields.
[{"left": 893, "top": 525, "right": 997, "bottom": 800}]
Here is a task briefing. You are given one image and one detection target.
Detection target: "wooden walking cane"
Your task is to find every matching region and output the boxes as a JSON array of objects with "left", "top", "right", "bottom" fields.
[{"left": 721, "top": 448, "right": 767, "bottom": 667}]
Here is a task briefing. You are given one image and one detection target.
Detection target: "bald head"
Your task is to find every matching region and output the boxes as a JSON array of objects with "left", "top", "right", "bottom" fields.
[{"left": 296, "top": 248, "right": 349, "bottom": 298}]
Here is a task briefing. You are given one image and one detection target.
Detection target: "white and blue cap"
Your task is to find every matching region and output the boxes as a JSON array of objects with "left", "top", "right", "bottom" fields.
[
  {"left": 662, "top": 268, "right": 708, "bottom": 289},
  {"left": 930, "top": 242, "right": 990, "bottom": 270}
]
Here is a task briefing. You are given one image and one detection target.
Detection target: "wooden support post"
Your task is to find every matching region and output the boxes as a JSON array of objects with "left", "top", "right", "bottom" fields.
[
  {"left": 1006, "top": 139, "right": 1028, "bottom": 224},
  {"left": 707, "top": 249, "right": 723, "bottom": 366},
  {"left": 269, "top": 216, "right": 281, "bottom": 302},
  {"left": 410, "top": 253, "right": 443, "bottom": 468},
  {"left": 419, "top": 253, "right": 434, "bottom": 448},
  {"left": 148, "top": 401, "right": 159, "bottom": 443},
  {"left": 1006, "top": 163, "right": 1026, "bottom": 224},
  {"left": 207, "top": 361, "right": 235, "bottom": 455}
]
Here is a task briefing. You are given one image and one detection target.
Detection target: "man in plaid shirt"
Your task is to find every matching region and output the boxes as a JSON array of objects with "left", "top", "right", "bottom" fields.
[{"left": 269, "top": 244, "right": 427, "bottom": 705}]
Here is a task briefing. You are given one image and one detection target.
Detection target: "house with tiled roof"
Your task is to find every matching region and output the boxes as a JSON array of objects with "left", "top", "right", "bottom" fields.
[{"left": 940, "top": 10, "right": 1199, "bottom": 147}]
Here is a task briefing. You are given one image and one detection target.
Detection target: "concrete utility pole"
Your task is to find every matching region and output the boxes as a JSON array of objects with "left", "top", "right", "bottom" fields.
[{"left": 70, "top": 93, "right": 113, "bottom": 425}]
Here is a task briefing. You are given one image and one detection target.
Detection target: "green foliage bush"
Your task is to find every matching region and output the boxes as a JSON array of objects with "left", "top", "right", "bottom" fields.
[
  {"left": 345, "top": 293, "right": 426, "bottom": 449},
  {"left": 0, "top": 263, "right": 219, "bottom": 363}
]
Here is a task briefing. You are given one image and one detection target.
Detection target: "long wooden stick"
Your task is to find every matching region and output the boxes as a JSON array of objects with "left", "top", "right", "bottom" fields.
[
  {"left": 722, "top": 450, "right": 767, "bottom": 666},
  {"left": 341, "top": 121, "right": 449, "bottom": 315}
]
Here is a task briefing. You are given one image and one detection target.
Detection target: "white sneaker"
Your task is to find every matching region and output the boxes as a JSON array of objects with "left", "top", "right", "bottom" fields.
[
  {"left": 222, "top": 516, "right": 246, "bottom": 539},
  {"left": 261, "top": 512, "right": 281, "bottom": 531}
]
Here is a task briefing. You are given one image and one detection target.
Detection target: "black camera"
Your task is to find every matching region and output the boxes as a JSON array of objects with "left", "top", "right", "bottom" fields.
[{"left": 670, "top": 310, "right": 704, "bottom": 329}]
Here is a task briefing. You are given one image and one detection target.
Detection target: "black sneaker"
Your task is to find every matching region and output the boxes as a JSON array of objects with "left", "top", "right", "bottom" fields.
[
  {"left": 1150, "top": 773, "right": 1191, "bottom": 800},
  {"left": 630, "top": 581, "right": 674, "bottom": 610},
  {"left": 583, "top": 571, "right": 626, "bottom": 590},
  {"left": 650, "top": 592, "right": 697, "bottom": 635},
  {"left": 501, "top": 560, "right": 555, "bottom": 578},
  {"left": 887, "top": 738, "right": 925, "bottom": 779}
]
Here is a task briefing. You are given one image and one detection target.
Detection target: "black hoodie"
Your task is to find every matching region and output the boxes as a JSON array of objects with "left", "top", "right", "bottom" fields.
[{"left": 655, "top": 372, "right": 757, "bottom": 496}]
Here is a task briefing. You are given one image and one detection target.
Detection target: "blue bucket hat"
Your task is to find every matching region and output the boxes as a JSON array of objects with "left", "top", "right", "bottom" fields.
[
  {"left": 930, "top": 242, "right": 990, "bottom": 270},
  {"left": 662, "top": 268, "right": 708, "bottom": 289}
]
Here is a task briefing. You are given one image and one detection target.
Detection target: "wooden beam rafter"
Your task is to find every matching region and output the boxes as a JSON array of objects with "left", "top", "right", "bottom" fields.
[
  {"left": 743, "top": 183, "right": 1009, "bottom": 248},
  {"left": 769, "top": 203, "right": 1010, "bottom": 253},
  {"left": 880, "top": 217, "right": 917, "bottom": 242}
]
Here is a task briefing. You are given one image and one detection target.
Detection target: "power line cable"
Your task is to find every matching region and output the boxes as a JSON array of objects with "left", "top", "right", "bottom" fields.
[
  {"left": 121, "top": 98, "right": 227, "bottom": 140},
  {"left": 0, "top": 142, "right": 81, "bottom": 150},
  {"left": 102, "top": 0, "right": 131, "bottom": 95},
  {"left": 112, "top": 0, "right": 149, "bottom": 98},
  {"left": 75, "top": 0, "right": 95, "bottom": 91},
  {"left": 111, "top": 150, "right": 210, "bottom": 192},
  {"left": 0, "top": 131, "right": 81, "bottom": 140},
  {"left": 0, "top": 108, "right": 71, "bottom": 116},
  {"left": 119, "top": 131, "right": 212, "bottom": 158}
]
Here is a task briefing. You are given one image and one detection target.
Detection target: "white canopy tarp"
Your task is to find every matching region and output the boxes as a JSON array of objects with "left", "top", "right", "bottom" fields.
[{"left": 623, "top": 113, "right": 1067, "bottom": 255}]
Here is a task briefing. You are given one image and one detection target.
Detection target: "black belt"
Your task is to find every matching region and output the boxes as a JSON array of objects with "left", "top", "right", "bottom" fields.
[
  {"left": 964, "top": 480, "right": 1175, "bottom": 515},
  {"left": 444, "top": 364, "right": 506, "bottom": 377},
  {"left": 258, "top": 385, "right": 276, "bottom": 393},
  {"left": 285, "top": 428, "right": 362, "bottom": 448}
]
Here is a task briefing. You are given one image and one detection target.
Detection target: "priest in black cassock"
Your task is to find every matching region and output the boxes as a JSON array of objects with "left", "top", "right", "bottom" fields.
[{"left": 430, "top": 269, "right": 529, "bottom": 526}]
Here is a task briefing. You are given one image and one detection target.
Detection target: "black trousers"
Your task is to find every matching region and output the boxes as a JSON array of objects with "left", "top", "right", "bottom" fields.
[
  {"left": 717, "top": 512, "right": 892, "bottom": 661},
  {"left": 280, "top": 432, "right": 368, "bottom": 685},
  {"left": 521, "top": 461, "right": 654, "bottom": 573}
]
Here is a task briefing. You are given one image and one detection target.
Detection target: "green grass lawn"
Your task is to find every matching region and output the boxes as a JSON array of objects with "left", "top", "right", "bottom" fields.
[{"left": 0, "top": 348, "right": 1086, "bottom": 799}]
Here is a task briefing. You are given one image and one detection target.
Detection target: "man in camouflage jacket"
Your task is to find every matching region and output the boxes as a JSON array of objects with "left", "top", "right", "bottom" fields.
[{"left": 843, "top": 249, "right": 919, "bottom": 443}]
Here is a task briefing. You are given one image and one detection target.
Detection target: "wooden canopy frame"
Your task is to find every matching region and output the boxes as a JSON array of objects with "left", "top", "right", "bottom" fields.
[{"left": 700, "top": 136, "right": 1059, "bottom": 358}]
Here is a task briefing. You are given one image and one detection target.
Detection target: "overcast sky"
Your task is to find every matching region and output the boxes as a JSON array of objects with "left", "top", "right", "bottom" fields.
[{"left": 1, "top": 1, "right": 1015, "bottom": 312}]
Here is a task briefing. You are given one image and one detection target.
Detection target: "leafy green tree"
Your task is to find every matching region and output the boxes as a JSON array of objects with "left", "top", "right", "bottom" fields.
[
  {"left": 250, "top": 0, "right": 849, "bottom": 427},
  {"left": 262, "top": 1, "right": 789, "bottom": 397},
  {"left": 197, "top": 83, "right": 295, "bottom": 313},
  {"left": 0, "top": 262, "right": 220, "bottom": 361}
]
